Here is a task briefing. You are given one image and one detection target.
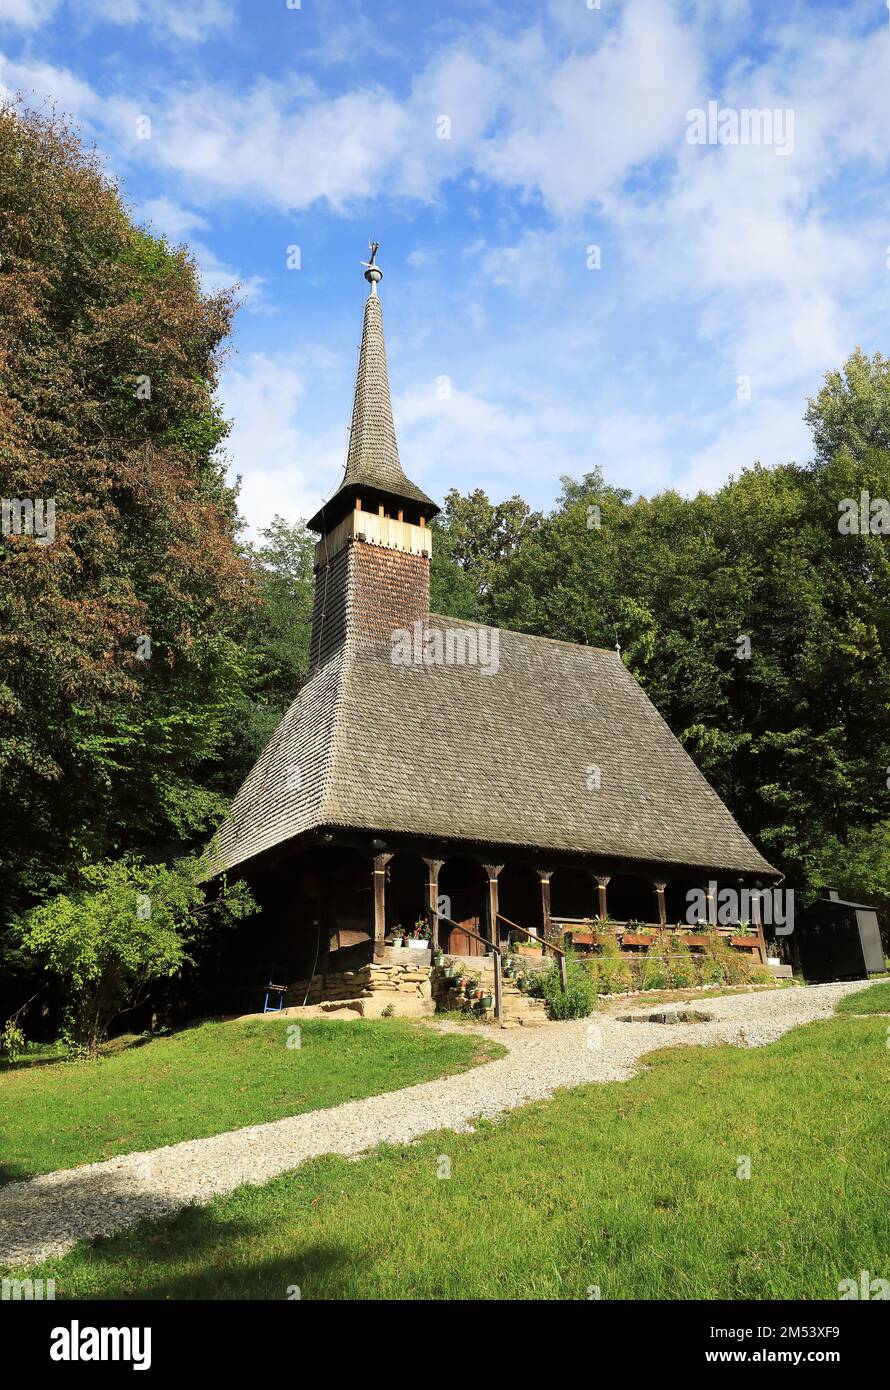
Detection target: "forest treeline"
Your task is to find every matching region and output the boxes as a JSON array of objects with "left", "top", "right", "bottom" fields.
[{"left": 2, "top": 102, "right": 889, "bottom": 968}]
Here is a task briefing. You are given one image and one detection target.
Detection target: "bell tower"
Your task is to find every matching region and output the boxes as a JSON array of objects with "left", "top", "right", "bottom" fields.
[{"left": 307, "top": 244, "right": 439, "bottom": 670}]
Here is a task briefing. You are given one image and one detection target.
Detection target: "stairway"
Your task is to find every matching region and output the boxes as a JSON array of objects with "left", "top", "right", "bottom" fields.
[{"left": 443, "top": 958, "right": 551, "bottom": 1027}]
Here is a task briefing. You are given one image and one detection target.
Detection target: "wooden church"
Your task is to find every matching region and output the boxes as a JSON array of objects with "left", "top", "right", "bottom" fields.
[{"left": 209, "top": 248, "right": 776, "bottom": 1000}]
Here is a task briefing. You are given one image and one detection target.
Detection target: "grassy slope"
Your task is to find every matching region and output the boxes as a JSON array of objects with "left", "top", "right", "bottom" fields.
[
  {"left": 834, "top": 979, "right": 890, "bottom": 1015},
  {"left": 18, "top": 1015, "right": 889, "bottom": 1301},
  {"left": 0, "top": 1019, "right": 503, "bottom": 1184}
]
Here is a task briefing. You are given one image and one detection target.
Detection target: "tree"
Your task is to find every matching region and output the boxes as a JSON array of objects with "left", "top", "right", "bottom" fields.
[
  {"left": 487, "top": 443, "right": 890, "bottom": 893},
  {"left": 805, "top": 348, "right": 890, "bottom": 466},
  {"left": 11, "top": 855, "right": 256, "bottom": 1056},
  {"left": 432, "top": 487, "right": 542, "bottom": 610},
  {"left": 0, "top": 103, "right": 257, "bottom": 927}
]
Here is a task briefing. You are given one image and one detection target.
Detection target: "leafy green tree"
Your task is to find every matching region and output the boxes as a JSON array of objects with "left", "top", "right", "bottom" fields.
[
  {"left": 805, "top": 347, "right": 890, "bottom": 465},
  {"left": 432, "top": 487, "right": 542, "bottom": 609},
  {"left": 487, "top": 390, "right": 890, "bottom": 895},
  {"left": 243, "top": 515, "right": 315, "bottom": 706},
  {"left": 12, "top": 856, "right": 256, "bottom": 1056},
  {"left": 0, "top": 103, "right": 258, "bottom": 926}
]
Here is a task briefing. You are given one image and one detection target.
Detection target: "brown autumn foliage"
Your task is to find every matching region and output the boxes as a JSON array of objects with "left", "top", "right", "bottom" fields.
[{"left": 0, "top": 101, "right": 257, "bottom": 919}]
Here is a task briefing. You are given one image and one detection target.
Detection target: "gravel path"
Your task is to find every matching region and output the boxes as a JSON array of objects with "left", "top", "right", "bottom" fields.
[{"left": 0, "top": 981, "right": 868, "bottom": 1267}]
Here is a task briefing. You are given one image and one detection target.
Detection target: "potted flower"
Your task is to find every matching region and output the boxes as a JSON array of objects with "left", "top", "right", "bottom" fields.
[
  {"left": 479, "top": 993, "right": 493, "bottom": 1010},
  {"left": 391, "top": 926, "right": 404, "bottom": 948},
  {"left": 408, "top": 918, "right": 431, "bottom": 950}
]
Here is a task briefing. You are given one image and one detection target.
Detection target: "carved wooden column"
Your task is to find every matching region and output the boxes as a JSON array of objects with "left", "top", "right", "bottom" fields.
[
  {"left": 482, "top": 863, "right": 503, "bottom": 950},
  {"left": 750, "top": 883, "right": 767, "bottom": 964},
  {"left": 653, "top": 879, "right": 667, "bottom": 928},
  {"left": 705, "top": 881, "right": 717, "bottom": 927},
  {"left": 423, "top": 857, "right": 445, "bottom": 952},
  {"left": 538, "top": 869, "right": 553, "bottom": 953},
  {"left": 595, "top": 874, "right": 610, "bottom": 919},
  {"left": 371, "top": 853, "right": 393, "bottom": 961}
]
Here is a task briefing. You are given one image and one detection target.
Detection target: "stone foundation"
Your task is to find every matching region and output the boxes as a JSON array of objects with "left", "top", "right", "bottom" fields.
[{"left": 284, "top": 960, "right": 435, "bottom": 1019}]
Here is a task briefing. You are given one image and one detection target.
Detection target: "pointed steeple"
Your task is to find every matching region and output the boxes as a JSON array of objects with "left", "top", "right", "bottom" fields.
[{"left": 308, "top": 243, "right": 438, "bottom": 533}]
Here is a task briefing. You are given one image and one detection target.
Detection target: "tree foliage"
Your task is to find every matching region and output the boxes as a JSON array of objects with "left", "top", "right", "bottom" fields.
[
  {"left": 12, "top": 856, "right": 256, "bottom": 1055},
  {"left": 0, "top": 103, "right": 258, "bottom": 925},
  {"left": 469, "top": 357, "right": 890, "bottom": 910}
]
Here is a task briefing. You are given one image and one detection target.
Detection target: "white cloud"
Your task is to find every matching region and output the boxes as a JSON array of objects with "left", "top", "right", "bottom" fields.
[
  {"left": 0, "top": 0, "right": 232, "bottom": 42},
  {"left": 0, "top": 0, "right": 58, "bottom": 30},
  {"left": 221, "top": 353, "right": 345, "bottom": 536}
]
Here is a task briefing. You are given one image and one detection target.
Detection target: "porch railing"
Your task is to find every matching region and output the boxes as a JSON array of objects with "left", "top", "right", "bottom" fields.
[
  {"left": 496, "top": 912, "right": 568, "bottom": 994},
  {"left": 428, "top": 909, "right": 504, "bottom": 1021}
]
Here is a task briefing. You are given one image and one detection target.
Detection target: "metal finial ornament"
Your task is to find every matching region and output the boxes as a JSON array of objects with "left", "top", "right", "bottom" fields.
[{"left": 361, "top": 240, "right": 383, "bottom": 296}]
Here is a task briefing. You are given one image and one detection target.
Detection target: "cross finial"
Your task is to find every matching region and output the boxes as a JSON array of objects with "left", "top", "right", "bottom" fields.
[{"left": 361, "top": 240, "right": 383, "bottom": 296}]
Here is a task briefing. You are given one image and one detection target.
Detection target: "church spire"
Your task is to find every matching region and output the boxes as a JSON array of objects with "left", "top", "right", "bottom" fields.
[{"left": 307, "top": 242, "right": 438, "bottom": 533}]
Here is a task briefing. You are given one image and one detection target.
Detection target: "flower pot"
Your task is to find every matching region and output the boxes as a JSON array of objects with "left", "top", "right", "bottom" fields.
[
  {"left": 621, "top": 933, "right": 655, "bottom": 947},
  {"left": 407, "top": 938, "right": 429, "bottom": 949},
  {"left": 479, "top": 994, "right": 493, "bottom": 1009},
  {"left": 730, "top": 935, "right": 760, "bottom": 948},
  {"left": 569, "top": 931, "right": 596, "bottom": 946},
  {"left": 391, "top": 938, "right": 403, "bottom": 948},
  {"left": 678, "top": 934, "right": 707, "bottom": 948}
]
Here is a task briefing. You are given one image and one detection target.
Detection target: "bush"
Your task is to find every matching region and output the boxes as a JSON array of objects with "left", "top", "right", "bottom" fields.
[
  {"left": 12, "top": 855, "right": 256, "bottom": 1056},
  {"left": 642, "top": 944, "right": 669, "bottom": 990},
  {"left": 668, "top": 939, "right": 696, "bottom": 989},
  {"left": 596, "top": 936, "right": 632, "bottom": 994},
  {"left": 522, "top": 953, "right": 597, "bottom": 1019},
  {"left": 702, "top": 931, "right": 751, "bottom": 986}
]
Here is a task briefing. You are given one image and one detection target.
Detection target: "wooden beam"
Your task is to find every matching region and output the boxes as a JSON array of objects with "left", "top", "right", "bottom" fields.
[
  {"left": 653, "top": 879, "right": 667, "bottom": 927},
  {"left": 482, "top": 863, "right": 503, "bottom": 950},
  {"left": 423, "top": 857, "right": 445, "bottom": 952},
  {"left": 751, "top": 885, "right": 767, "bottom": 965},
  {"left": 371, "top": 853, "right": 393, "bottom": 960},
  {"left": 595, "top": 874, "right": 611, "bottom": 919},
  {"left": 538, "top": 869, "right": 553, "bottom": 952}
]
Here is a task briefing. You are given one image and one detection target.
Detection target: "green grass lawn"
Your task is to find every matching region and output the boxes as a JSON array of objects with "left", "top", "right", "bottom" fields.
[
  {"left": 16, "top": 1013, "right": 889, "bottom": 1301},
  {"left": 834, "top": 979, "right": 890, "bottom": 1015},
  {"left": 0, "top": 1019, "right": 503, "bottom": 1185}
]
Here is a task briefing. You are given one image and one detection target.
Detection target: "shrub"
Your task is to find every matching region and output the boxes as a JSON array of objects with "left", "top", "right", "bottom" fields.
[
  {"left": 668, "top": 938, "right": 696, "bottom": 989},
  {"left": 642, "top": 944, "right": 669, "bottom": 990},
  {"left": 535, "top": 953, "right": 598, "bottom": 1020},
  {"left": 596, "top": 936, "right": 632, "bottom": 994},
  {"left": 12, "top": 855, "right": 256, "bottom": 1056}
]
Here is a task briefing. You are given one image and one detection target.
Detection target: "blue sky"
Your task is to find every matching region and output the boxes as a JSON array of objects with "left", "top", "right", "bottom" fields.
[{"left": 2, "top": 0, "right": 890, "bottom": 534}]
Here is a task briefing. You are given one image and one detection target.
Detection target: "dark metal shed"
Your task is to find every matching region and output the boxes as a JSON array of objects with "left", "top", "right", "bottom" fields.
[{"left": 791, "top": 889, "right": 886, "bottom": 983}]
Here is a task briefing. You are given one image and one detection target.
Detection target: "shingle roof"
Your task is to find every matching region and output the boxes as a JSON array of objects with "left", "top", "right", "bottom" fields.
[
  {"left": 307, "top": 293, "right": 437, "bottom": 531},
  {"left": 210, "top": 617, "right": 776, "bottom": 878}
]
